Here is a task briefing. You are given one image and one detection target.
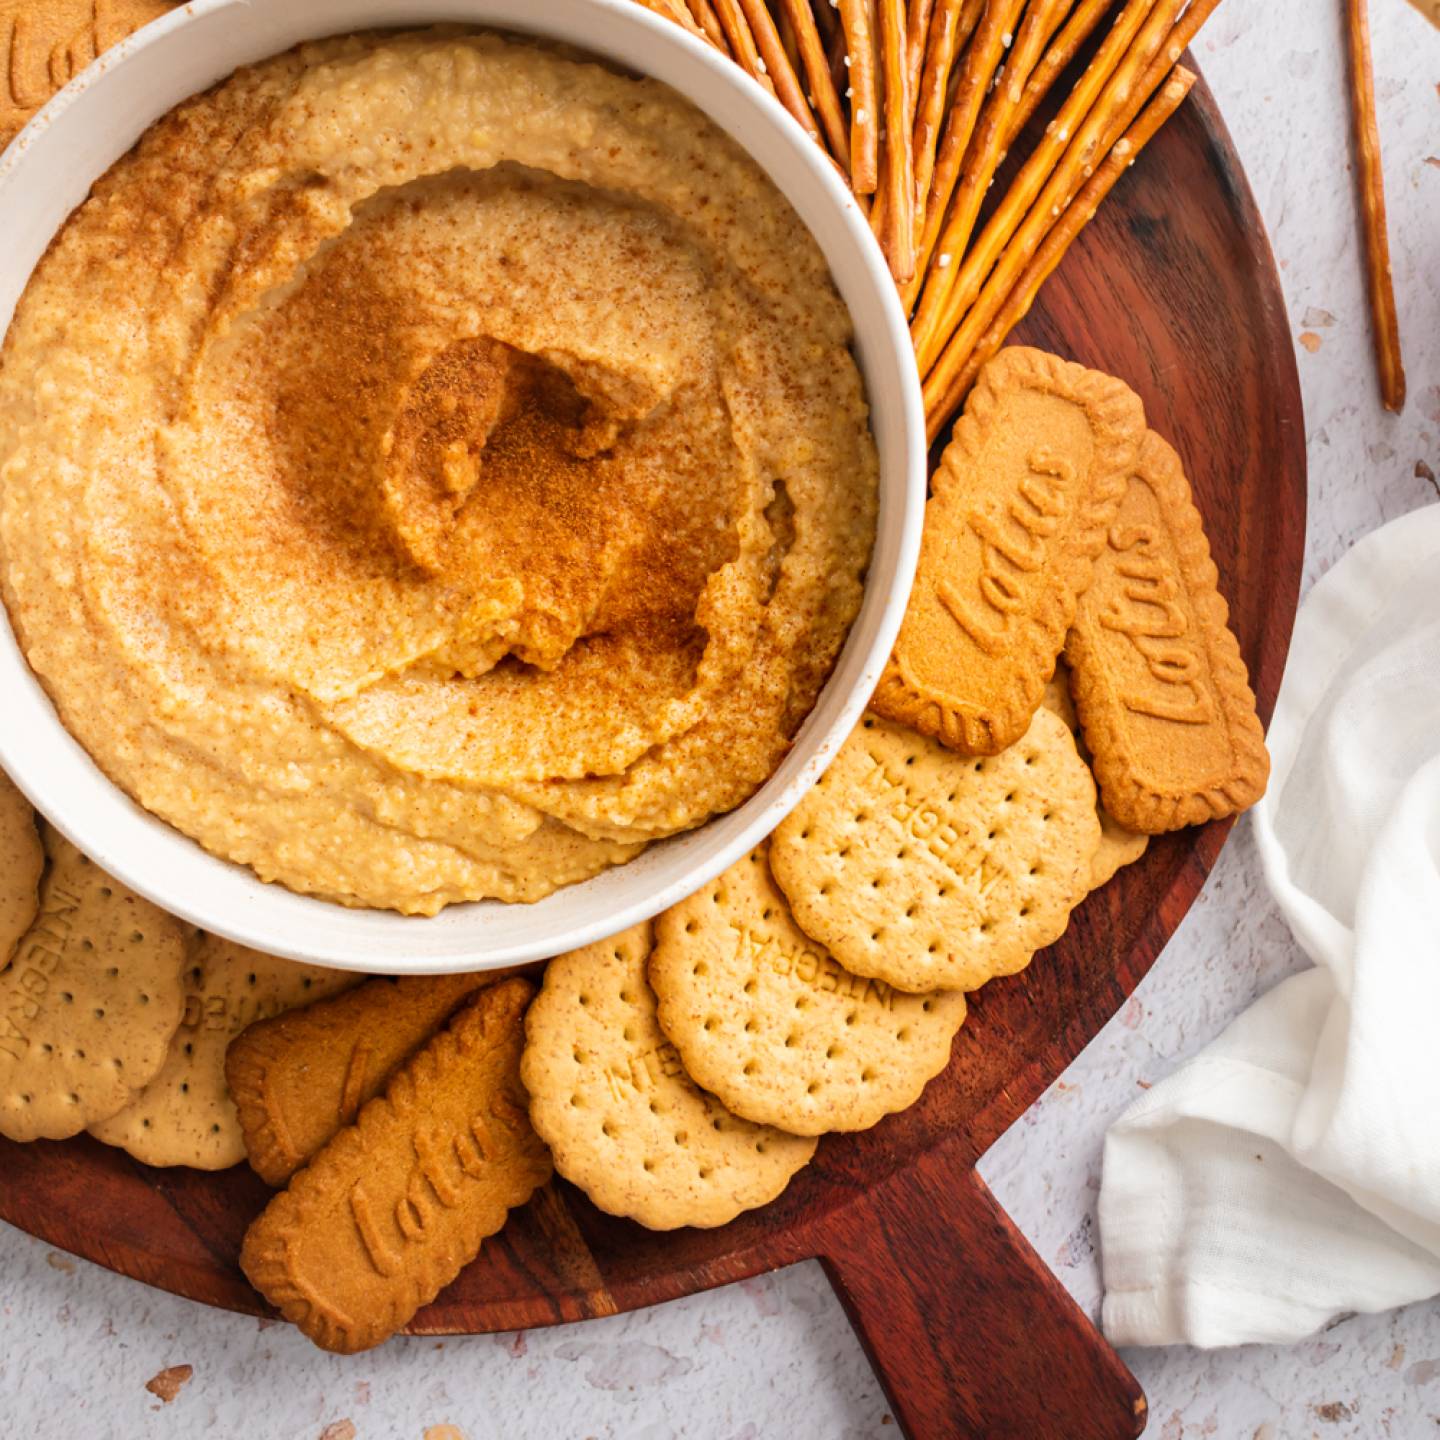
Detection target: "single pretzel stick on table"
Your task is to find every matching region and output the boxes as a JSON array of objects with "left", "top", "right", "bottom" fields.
[
  {"left": 777, "top": 0, "right": 853, "bottom": 164},
  {"left": 735, "top": 0, "right": 828, "bottom": 145},
  {"left": 1002, "top": 0, "right": 1118, "bottom": 152},
  {"left": 906, "top": 0, "right": 1023, "bottom": 307},
  {"left": 910, "top": 0, "right": 1071, "bottom": 367},
  {"left": 923, "top": 0, "right": 1161, "bottom": 365},
  {"left": 840, "top": 0, "right": 881, "bottom": 193},
  {"left": 1344, "top": 0, "right": 1405, "bottom": 411},
  {"left": 924, "top": 67, "right": 1197, "bottom": 438}
]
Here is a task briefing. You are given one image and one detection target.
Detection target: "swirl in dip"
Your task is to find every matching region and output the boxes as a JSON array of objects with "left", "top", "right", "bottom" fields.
[{"left": 0, "top": 30, "right": 878, "bottom": 913}]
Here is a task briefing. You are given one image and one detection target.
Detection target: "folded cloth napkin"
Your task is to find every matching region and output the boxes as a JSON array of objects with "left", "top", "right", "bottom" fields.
[{"left": 1098, "top": 503, "right": 1440, "bottom": 1348}]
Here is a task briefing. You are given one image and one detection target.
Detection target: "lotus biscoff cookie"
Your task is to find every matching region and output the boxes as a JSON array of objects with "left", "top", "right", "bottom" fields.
[
  {"left": 1066, "top": 429, "right": 1269, "bottom": 833},
  {"left": 90, "top": 935, "right": 359, "bottom": 1169},
  {"left": 522, "top": 922, "right": 815, "bottom": 1230},
  {"left": 240, "top": 978, "right": 551, "bottom": 1354},
  {"left": 0, "top": 828, "right": 186, "bottom": 1141},
  {"left": 872, "top": 347, "right": 1145, "bottom": 755},
  {"left": 227, "top": 970, "right": 497, "bottom": 1186},
  {"left": 0, "top": 771, "right": 43, "bottom": 968},
  {"left": 650, "top": 848, "right": 966, "bottom": 1135},
  {"left": 770, "top": 709, "right": 1100, "bottom": 995}
]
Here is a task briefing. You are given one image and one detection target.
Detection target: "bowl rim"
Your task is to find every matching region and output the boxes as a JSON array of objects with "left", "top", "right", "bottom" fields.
[{"left": 0, "top": 0, "right": 926, "bottom": 972}]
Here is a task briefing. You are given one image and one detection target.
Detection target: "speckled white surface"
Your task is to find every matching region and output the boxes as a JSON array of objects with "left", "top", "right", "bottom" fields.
[{"left": 2, "top": 3, "right": 1438, "bottom": 1436}]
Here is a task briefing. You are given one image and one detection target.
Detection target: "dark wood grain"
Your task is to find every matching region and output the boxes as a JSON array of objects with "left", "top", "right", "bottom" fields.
[{"left": 0, "top": 67, "right": 1305, "bottom": 1440}]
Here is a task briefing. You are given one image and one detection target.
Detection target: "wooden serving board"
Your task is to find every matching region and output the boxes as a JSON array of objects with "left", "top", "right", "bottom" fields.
[{"left": 0, "top": 67, "right": 1305, "bottom": 1440}]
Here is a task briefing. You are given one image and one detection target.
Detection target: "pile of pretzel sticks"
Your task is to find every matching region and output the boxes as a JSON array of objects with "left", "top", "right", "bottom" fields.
[{"left": 632, "top": 0, "right": 1223, "bottom": 440}]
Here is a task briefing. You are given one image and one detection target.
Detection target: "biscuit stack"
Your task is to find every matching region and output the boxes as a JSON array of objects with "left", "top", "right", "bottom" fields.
[{"left": 521, "top": 345, "right": 1269, "bottom": 1232}]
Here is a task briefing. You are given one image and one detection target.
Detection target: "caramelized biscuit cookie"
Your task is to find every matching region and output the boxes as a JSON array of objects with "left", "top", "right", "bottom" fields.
[
  {"left": 227, "top": 970, "right": 498, "bottom": 1185},
  {"left": 240, "top": 978, "right": 551, "bottom": 1353},
  {"left": 1066, "top": 430, "right": 1269, "bottom": 832},
  {"left": 873, "top": 347, "right": 1144, "bottom": 754}
]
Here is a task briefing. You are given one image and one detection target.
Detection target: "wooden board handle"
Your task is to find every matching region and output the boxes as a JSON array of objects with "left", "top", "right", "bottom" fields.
[{"left": 816, "top": 1152, "right": 1147, "bottom": 1439}]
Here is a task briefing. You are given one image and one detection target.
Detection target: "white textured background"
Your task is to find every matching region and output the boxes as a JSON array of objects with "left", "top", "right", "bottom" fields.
[{"left": 2, "top": 2, "right": 1438, "bottom": 1436}]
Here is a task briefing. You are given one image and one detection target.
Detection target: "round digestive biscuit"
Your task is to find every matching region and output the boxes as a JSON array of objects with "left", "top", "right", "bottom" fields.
[
  {"left": 1090, "top": 806, "right": 1149, "bottom": 890},
  {"left": 0, "top": 771, "right": 44, "bottom": 968},
  {"left": 770, "top": 708, "right": 1100, "bottom": 994},
  {"left": 90, "top": 934, "right": 359, "bottom": 1168},
  {"left": 650, "top": 849, "right": 965, "bottom": 1136},
  {"left": 1040, "top": 661, "right": 1147, "bottom": 889},
  {"left": 522, "top": 922, "right": 814, "bottom": 1230},
  {"left": 0, "top": 830, "right": 187, "bottom": 1141}
]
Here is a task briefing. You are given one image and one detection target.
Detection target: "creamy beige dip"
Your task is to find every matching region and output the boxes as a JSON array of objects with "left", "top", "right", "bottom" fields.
[{"left": 0, "top": 31, "right": 878, "bottom": 913}]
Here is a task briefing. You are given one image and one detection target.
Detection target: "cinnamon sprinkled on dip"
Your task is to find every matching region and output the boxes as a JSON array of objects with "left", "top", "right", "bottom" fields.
[{"left": 0, "top": 31, "right": 878, "bottom": 913}]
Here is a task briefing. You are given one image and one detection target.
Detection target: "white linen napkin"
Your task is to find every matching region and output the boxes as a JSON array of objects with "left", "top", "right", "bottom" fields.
[{"left": 1098, "top": 503, "right": 1440, "bottom": 1348}]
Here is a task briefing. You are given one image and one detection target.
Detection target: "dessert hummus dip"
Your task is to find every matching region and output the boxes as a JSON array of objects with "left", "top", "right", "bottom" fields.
[{"left": 0, "top": 29, "right": 878, "bottom": 914}]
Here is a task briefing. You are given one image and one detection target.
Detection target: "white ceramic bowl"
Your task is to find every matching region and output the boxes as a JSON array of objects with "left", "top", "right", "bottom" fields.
[{"left": 0, "top": 0, "right": 925, "bottom": 972}]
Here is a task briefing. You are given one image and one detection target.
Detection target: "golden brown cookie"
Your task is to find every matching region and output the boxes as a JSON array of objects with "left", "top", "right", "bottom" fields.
[
  {"left": 227, "top": 969, "right": 499, "bottom": 1185},
  {"left": 1066, "top": 429, "right": 1269, "bottom": 832},
  {"left": 0, "top": 828, "right": 186, "bottom": 1140},
  {"left": 873, "top": 347, "right": 1145, "bottom": 755},
  {"left": 240, "top": 977, "right": 551, "bottom": 1354},
  {"left": 0, "top": 771, "right": 43, "bottom": 968},
  {"left": 0, "top": 1, "right": 181, "bottom": 149},
  {"left": 90, "top": 935, "right": 359, "bottom": 1169},
  {"left": 522, "top": 922, "right": 815, "bottom": 1229},
  {"left": 770, "top": 709, "right": 1099, "bottom": 994},
  {"left": 650, "top": 848, "right": 966, "bottom": 1135},
  {"left": 1090, "top": 808, "right": 1150, "bottom": 889}
]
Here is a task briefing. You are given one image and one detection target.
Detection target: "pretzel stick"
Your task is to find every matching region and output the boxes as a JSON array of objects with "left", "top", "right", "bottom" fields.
[
  {"left": 877, "top": 0, "right": 917, "bottom": 279},
  {"left": 1003, "top": 0, "right": 1116, "bottom": 151},
  {"left": 907, "top": 0, "right": 1025, "bottom": 306},
  {"left": 910, "top": 0, "right": 1068, "bottom": 366},
  {"left": 904, "top": 0, "right": 939, "bottom": 131},
  {"left": 840, "top": 0, "right": 881, "bottom": 192},
  {"left": 777, "top": 0, "right": 805, "bottom": 74},
  {"left": 924, "top": 67, "right": 1195, "bottom": 438},
  {"left": 778, "top": 0, "right": 854, "bottom": 163},
  {"left": 1131, "top": 0, "right": 1220, "bottom": 104},
  {"left": 736, "top": 0, "right": 828, "bottom": 143},
  {"left": 1345, "top": 0, "right": 1406, "bottom": 410},
  {"left": 633, "top": 0, "right": 715, "bottom": 41},
  {"left": 687, "top": 0, "right": 735, "bottom": 52},
  {"left": 713, "top": 0, "right": 779, "bottom": 92},
  {"left": 927, "top": 0, "right": 1159, "bottom": 357},
  {"left": 911, "top": 0, "right": 985, "bottom": 247}
]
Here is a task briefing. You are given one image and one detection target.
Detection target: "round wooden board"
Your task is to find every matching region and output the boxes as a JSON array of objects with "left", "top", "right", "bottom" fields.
[{"left": 0, "top": 69, "right": 1304, "bottom": 1440}]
